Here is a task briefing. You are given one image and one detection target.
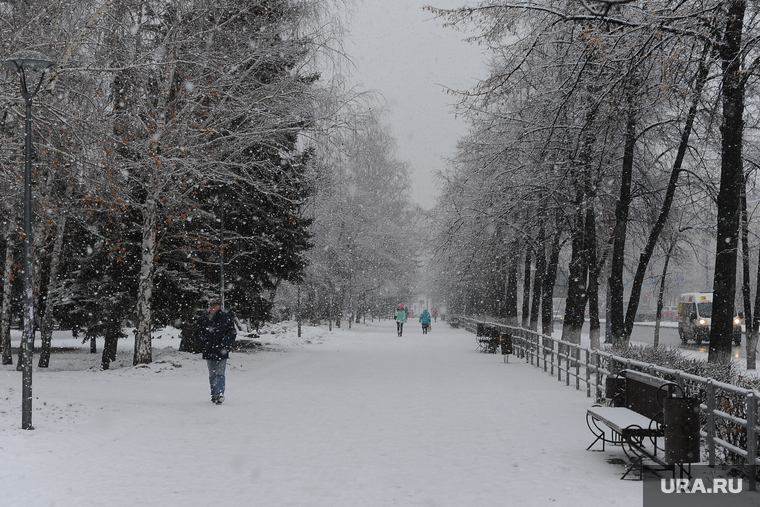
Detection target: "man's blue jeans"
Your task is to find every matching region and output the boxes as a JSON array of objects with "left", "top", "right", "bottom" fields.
[{"left": 206, "top": 359, "right": 227, "bottom": 398}]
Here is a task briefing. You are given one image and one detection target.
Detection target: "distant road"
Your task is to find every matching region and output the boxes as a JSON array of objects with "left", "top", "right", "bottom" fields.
[{"left": 581, "top": 321, "right": 748, "bottom": 360}]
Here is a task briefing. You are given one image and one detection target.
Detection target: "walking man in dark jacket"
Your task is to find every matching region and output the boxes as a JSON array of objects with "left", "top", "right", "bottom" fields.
[{"left": 194, "top": 299, "right": 237, "bottom": 404}]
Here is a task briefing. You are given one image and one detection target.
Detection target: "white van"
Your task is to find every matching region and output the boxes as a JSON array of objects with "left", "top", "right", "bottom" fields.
[{"left": 677, "top": 292, "right": 742, "bottom": 345}]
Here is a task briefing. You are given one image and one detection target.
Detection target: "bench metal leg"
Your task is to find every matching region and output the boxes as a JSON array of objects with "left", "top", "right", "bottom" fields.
[
  {"left": 586, "top": 419, "right": 607, "bottom": 452},
  {"left": 620, "top": 456, "right": 643, "bottom": 481},
  {"left": 586, "top": 413, "right": 624, "bottom": 451},
  {"left": 619, "top": 433, "right": 669, "bottom": 481}
]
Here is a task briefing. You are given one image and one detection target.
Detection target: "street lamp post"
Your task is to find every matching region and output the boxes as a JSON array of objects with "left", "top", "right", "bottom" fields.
[{"left": 3, "top": 49, "right": 54, "bottom": 430}]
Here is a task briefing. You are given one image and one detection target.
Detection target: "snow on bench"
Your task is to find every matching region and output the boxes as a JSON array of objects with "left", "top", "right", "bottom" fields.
[
  {"left": 586, "top": 370, "right": 680, "bottom": 479},
  {"left": 586, "top": 406, "right": 655, "bottom": 435}
]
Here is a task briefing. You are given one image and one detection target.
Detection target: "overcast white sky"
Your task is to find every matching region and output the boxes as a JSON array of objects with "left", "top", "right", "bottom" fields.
[{"left": 344, "top": 1, "right": 487, "bottom": 210}]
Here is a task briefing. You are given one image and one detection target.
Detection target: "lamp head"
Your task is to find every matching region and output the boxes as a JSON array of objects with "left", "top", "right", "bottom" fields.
[{"left": 3, "top": 50, "right": 54, "bottom": 71}]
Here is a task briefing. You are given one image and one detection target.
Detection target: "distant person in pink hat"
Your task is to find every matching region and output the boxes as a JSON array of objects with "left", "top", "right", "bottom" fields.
[{"left": 395, "top": 304, "right": 407, "bottom": 337}]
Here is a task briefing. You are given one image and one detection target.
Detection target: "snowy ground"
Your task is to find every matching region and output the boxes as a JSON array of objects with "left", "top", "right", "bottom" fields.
[{"left": 1, "top": 320, "right": 648, "bottom": 506}]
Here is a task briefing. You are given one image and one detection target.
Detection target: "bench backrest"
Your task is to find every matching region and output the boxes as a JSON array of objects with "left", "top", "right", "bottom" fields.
[{"left": 623, "top": 370, "right": 678, "bottom": 421}]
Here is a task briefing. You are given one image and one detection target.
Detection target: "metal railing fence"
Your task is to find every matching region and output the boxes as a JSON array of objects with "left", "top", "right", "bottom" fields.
[{"left": 456, "top": 316, "right": 760, "bottom": 490}]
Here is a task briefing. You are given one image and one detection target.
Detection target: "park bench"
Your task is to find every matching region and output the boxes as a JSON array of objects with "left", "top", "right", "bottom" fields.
[
  {"left": 476, "top": 324, "right": 500, "bottom": 353},
  {"left": 586, "top": 370, "right": 697, "bottom": 480}
]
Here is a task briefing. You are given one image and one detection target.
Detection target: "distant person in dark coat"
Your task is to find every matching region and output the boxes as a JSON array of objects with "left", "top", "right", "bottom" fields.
[{"left": 194, "top": 299, "right": 237, "bottom": 404}]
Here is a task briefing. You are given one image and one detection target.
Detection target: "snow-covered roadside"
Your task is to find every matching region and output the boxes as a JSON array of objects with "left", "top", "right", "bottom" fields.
[{"left": 2, "top": 320, "right": 644, "bottom": 506}]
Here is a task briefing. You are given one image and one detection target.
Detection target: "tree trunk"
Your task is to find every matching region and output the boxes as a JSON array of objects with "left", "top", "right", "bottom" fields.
[
  {"left": 561, "top": 196, "right": 588, "bottom": 346},
  {"left": 609, "top": 99, "right": 637, "bottom": 345},
  {"left": 134, "top": 183, "right": 158, "bottom": 365},
  {"left": 38, "top": 208, "right": 68, "bottom": 368},
  {"left": 335, "top": 289, "right": 341, "bottom": 328},
  {"left": 505, "top": 238, "right": 520, "bottom": 326},
  {"left": 709, "top": 1, "right": 746, "bottom": 363},
  {"left": 530, "top": 226, "right": 545, "bottom": 332},
  {"left": 749, "top": 231, "right": 760, "bottom": 369},
  {"left": 101, "top": 322, "right": 120, "bottom": 370},
  {"left": 562, "top": 218, "right": 587, "bottom": 344},
  {"left": 132, "top": 32, "right": 179, "bottom": 365},
  {"left": 521, "top": 246, "right": 532, "bottom": 328},
  {"left": 497, "top": 257, "right": 507, "bottom": 319},
  {"left": 17, "top": 215, "right": 43, "bottom": 371},
  {"left": 586, "top": 198, "right": 601, "bottom": 350},
  {"left": 102, "top": 336, "right": 118, "bottom": 370},
  {"left": 654, "top": 241, "right": 675, "bottom": 348},
  {"left": 562, "top": 99, "right": 597, "bottom": 347},
  {"left": 541, "top": 217, "right": 562, "bottom": 337},
  {"left": 1, "top": 213, "right": 16, "bottom": 365},
  {"left": 740, "top": 171, "right": 753, "bottom": 367},
  {"left": 622, "top": 45, "right": 710, "bottom": 340},
  {"left": 179, "top": 319, "right": 202, "bottom": 353},
  {"left": 29, "top": 168, "right": 55, "bottom": 360}
]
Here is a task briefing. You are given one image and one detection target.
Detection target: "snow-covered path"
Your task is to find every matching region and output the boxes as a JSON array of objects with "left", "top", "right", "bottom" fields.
[{"left": 1, "top": 321, "right": 641, "bottom": 506}]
